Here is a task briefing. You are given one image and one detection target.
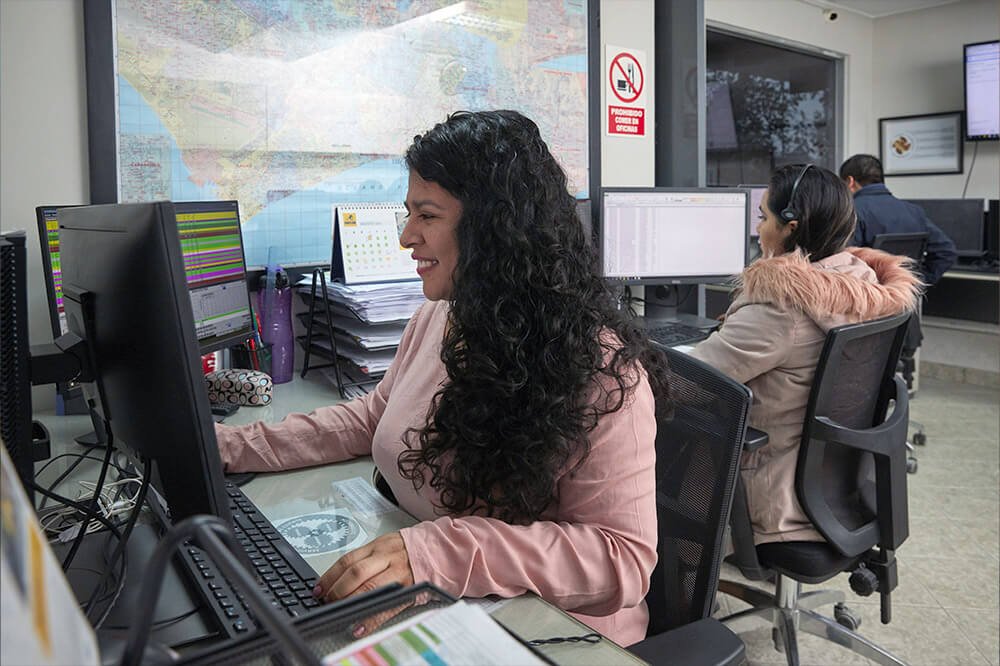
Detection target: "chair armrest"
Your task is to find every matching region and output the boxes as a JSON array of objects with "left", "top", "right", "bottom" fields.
[
  {"left": 744, "top": 428, "right": 769, "bottom": 452},
  {"left": 628, "top": 618, "right": 745, "bottom": 666}
]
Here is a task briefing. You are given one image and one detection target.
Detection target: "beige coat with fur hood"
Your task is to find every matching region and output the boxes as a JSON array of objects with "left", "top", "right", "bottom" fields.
[{"left": 690, "top": 247, "right": 920, "bottom": 544}]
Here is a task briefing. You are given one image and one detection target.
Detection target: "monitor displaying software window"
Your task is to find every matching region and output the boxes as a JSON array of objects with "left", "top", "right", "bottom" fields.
[
  {"left": 601, "top": 188, "right": 749, "bottom": 283},
  {"left": 172, "top": 200, "right": 255, "bottom": 353},
  {"left": 37, "top": 202, "right": 254, "bottom": 354}
]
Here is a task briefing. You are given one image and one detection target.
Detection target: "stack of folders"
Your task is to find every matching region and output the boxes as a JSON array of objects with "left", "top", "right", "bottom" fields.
[{"left": 296, "top": 275, "right": 425, "bottom": 376}]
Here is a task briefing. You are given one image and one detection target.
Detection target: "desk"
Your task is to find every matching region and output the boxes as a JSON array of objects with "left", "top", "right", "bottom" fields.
[
  {"left": 33, "top": 371, "right": 646, "bottom": 666},
  {"left": 924, "top": 268, "right": 1000, "bottom": 324}
]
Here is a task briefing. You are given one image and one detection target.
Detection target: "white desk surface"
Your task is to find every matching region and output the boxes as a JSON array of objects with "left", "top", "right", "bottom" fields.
[{"left": 33, "top": 370, "right": 646, "bottom": 666}]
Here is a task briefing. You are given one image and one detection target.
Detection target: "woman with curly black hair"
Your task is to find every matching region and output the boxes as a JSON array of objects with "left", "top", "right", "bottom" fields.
[{"left": 215, "top": 110, "right": 668, "bottom": 645}]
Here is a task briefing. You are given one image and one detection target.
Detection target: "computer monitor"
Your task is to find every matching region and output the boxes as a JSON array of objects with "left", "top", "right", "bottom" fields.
[
  {"left": 57, "top": 202, "right": 230, "bottom": 523},
  {"left": 739, "top": 185, "right": 767, "bottom": 237},
  {"left": 35, "top": 206, "right": 98, "bottom": 424},
  {"left": 600, "top": 188, "right": 749, "bottom": 284},
  {"left": 906, "top": 198, "right": 987, "bottom": 258},
  {"left": 173, "top": 201, "right": 255, "bottom": 354},
  {"left": 964, "top": 40, "right": 999, "bottom": 142}
]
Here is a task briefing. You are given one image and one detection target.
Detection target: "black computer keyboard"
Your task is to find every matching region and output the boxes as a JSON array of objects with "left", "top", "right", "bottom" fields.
[
  {"left": 647, "top": 322, "right": 714, "bottom": 347},
  {"left": 161, "top": 481, "right": 323, "bottom": 639}
]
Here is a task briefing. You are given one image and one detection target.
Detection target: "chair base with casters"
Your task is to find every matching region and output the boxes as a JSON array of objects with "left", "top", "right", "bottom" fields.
[{"left": 718, "top": 568, "right": 907, "bottom": 666}]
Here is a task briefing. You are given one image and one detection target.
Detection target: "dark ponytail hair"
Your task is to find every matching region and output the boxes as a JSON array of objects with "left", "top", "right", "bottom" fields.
[{"left": 767, "top": 164, "right": 856, "bottom": 260}]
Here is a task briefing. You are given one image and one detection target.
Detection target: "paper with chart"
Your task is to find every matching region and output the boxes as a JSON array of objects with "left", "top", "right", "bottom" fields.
[
  {"left": 320, "top": 601, "right": 546, "bottom": 666},
  {"left": 336, "top": 204, "right": 416, "bottom": 284}
]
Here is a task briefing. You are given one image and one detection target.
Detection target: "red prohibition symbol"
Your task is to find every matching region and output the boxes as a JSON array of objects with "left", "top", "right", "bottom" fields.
[{"left": 609, "top": 53, "right": 643, "bottom": 103}]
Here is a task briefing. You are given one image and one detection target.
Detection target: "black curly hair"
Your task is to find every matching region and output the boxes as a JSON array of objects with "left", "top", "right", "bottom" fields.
[{"left": 398, "top": 110, "right": 670, "bottom": 524}]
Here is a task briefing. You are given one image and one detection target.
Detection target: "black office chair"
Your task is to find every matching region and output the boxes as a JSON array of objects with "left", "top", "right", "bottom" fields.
[
  {"left": 718, "top": 311, "right": 912, "bottom": 666},
  {"left": 628, "top": 347, "right": 752, "bottom": 666},
  {"left": 871, "top": 233, "right": 928, "bottom": 394},
  {"left": 872, "top": 232, "right": 930, "bottom": 469}
]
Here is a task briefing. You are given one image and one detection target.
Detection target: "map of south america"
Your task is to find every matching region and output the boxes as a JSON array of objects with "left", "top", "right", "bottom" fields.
[{"left": 116, "top": 0, "right": 588, "bottom": 267}]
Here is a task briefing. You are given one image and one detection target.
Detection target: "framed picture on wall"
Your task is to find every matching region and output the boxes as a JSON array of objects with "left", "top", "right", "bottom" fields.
[{"left": 879, "top": 111, "right": 964, "bottom": 176}]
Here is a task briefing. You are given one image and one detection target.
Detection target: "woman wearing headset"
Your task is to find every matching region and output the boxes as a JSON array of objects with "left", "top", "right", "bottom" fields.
[{"left": 690, "top": 164, "right": 920, "bottom": 545}]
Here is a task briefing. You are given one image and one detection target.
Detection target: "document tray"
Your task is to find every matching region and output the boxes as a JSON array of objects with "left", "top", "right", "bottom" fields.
[{"left": 176, "top": 582, "right": 556, "bottom": 665}]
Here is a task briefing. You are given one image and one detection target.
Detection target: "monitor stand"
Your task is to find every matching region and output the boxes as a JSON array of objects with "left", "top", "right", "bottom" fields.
[
  {"left": 643, "top": 287, "right": 720, "bottom": 330},
  {"left": 73, "top": 406, "right": 108, "bottom": 447},
  {"left": 57, "top": 384, "right": 107, "bottom": 447}
]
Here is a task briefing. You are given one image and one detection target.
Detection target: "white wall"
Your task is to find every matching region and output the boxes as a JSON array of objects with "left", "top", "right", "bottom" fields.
[
  {"left": 600, "top": 0, "right": 656, "bottom": 186},
  {"left": 873, "top": 0, "right": 999, "bottom": 201},
  {"left": 1, "top": 0, "right": 90, "bottom": 410},
  {"left": 705, "top": 0, "right": 875, "bottom": 159}
]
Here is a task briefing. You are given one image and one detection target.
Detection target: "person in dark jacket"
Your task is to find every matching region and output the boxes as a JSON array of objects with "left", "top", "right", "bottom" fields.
[{"left": 839, "top": 154, "right": 957, "bottom": 284}]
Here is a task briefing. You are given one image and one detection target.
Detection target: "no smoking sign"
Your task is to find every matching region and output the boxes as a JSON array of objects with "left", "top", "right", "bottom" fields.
[{"left": 606, "top": 46, "right": 646, "bottom": 137}]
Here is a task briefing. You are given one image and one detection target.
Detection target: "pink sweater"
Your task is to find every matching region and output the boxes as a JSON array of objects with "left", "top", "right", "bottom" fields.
[{"left": 215, "top": 300, "right": 658, "bottom": 646}]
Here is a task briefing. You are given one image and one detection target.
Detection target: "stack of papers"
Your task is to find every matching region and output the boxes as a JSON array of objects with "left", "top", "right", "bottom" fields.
[
  {"left": 328, "top": 315, "right": 406, "bottom": 351},
  {"left": 297, "top": 274, "right": 425, "bottom": 324},
  {"left": 309, "top": 337, "right": 397, "bottom": 375}
]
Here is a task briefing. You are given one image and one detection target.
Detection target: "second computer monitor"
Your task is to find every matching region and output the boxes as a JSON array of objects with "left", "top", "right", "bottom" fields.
[
  {"left": 600, "top": 188, "right": 749, "bottom": 283},
  {"left": 739, "top": 185, "right": 768, "bottom": 237},
  {"left": 58, "top": 202, "right": 230, "bottom": 523},
  {"left": 173, "top": 201, "right": 255, "bottom": 353}
]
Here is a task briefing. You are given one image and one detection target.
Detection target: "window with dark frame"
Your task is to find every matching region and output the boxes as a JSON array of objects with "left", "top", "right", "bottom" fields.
[{"left": 706, "top": 29, "right": 840, "bottom": 186}]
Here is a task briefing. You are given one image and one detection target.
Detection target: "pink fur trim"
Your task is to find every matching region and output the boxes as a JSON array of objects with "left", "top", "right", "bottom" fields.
[{"left": 736, "top": 248, "right": 921, "bottom": 323}]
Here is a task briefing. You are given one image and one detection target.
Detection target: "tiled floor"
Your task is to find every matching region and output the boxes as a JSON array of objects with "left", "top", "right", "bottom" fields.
[{"left": 715, "top": 376, "right": 1000, "bottom": 665}]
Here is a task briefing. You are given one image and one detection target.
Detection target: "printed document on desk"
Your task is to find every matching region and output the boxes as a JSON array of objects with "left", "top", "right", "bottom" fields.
[{"left": 320, "top": 601, "right": 546, "bottom": 666}]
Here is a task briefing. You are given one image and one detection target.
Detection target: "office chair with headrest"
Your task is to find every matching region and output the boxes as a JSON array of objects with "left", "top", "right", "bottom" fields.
[
  {"left": 717, "top": 311, "right": 912, "bottom": 666},
  {"left": 628, "top": 347, "right": 752, "bottom": 666}
]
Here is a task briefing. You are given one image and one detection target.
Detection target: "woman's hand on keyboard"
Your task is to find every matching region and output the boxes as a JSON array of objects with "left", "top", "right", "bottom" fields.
[{"left": 314, "top": 532, "right": 414, "bottom": 605}]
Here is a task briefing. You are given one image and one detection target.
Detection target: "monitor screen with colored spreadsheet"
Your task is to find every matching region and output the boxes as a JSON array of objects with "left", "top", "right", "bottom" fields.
[{"left": 37, "top": 201, "right": 254, "bottom": 354}]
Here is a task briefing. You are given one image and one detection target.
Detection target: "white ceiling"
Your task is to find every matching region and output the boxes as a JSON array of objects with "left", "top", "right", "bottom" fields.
[{"left": 802, "top": 0, "right": 968, "bottom": 19}]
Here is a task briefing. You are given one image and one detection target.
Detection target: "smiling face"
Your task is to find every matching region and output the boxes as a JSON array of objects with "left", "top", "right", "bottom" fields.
[
  {"left": 400, "top": 171, "right": 463, "bottom": 301},
  {"left": 757, "top": 187, "right": 797, "bottom": 257}
]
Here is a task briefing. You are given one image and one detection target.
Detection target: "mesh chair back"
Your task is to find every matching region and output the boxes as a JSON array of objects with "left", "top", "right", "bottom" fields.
[
  {"left": 872, "top": 232, "right": 928, "bottom": 264},
  {"left": 797, "top": 311, "right": 911, "bottom": 558},
  {"left": 645, "top": 348, "right": 752, "bottom": 636}
]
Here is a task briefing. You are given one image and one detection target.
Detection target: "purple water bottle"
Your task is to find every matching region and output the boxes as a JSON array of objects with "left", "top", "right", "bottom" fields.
[{"left": 260, "top": 268, "right": 294, "bottom": 384}]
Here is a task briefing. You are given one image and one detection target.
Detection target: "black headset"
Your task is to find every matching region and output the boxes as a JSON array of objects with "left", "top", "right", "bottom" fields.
[{"left": 780, "top": 163, "right": 815, "bottom": 222}]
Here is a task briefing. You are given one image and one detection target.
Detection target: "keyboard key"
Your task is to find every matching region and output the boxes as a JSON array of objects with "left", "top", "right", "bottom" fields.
[
  {"left": 225, "top": 609, "right": 240, "bottom": 619},
  {"left": 233, "top": 622, "right": 248, "bottom": 633},
  {"left": 213, "top": 590, "right": 227, "bottom": 599},
  {"left": 219, "top": 600, "right": 234, "bottom": 608},
  {"left": 281, "top": 598, "right": 299, "bottom": 607}
]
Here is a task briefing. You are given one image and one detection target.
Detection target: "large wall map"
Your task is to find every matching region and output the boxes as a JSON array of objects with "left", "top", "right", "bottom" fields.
[{"left": 115, "top": 0, "right": 589, "bottom": 267}]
